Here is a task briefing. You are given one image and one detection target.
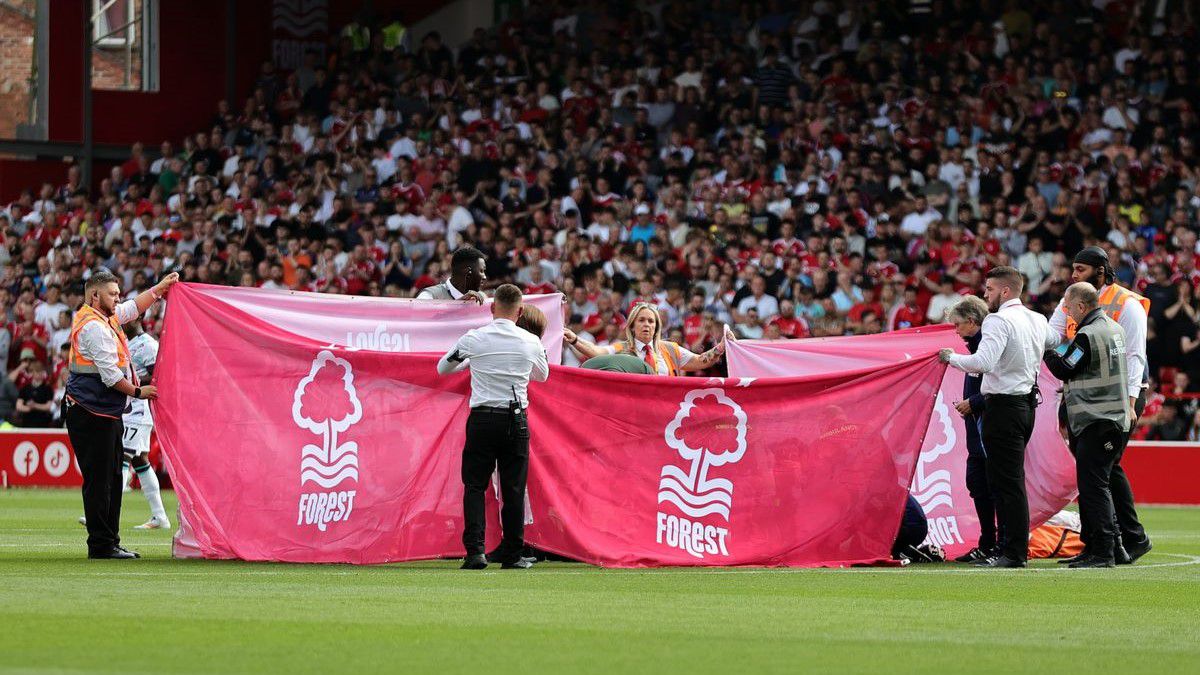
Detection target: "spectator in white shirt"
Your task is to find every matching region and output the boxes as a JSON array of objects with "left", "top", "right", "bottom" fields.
[
  {"left": 926, "top": 279, "right": 962, "bottom": 323},
  {"left": 736, "top": 275, "right": 780, "bottom": 321},
  {"left": 1017, "top": 237, "right": 1054, "bottom": 293},
  {"left": 900, "top": 195, "right": 942, "bottom": 239}
]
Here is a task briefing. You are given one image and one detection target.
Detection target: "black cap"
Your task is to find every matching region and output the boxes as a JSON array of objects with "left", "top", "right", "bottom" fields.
[{"left": 1073, "top": 245, "right": 1109, "bottom": 269}]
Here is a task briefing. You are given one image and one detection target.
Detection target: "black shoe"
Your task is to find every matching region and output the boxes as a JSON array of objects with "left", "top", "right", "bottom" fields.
[
  {"left": 501, "top": 558, "right": 534, "bottom": 569},
  {"left": 1069, "top": 556, "right": 1115, "bottom": 568},
  {"left": 116, "top": 546, "right": 141, "bottom": 559},
  {"left": 976, "top": 555, "right": 1027, "bottom": 568},
  {"left": 460, "top": 554, "right": 488, "bottom": 570},
  {"left": 1114, "top": 543, "right": 1132, "bottom": 565},
  {"left": 1058, "top": 550, "right": 1089, "bottom": 564},
  {"left": 954, "top": 547, "right": 989, "bottom": 563},
  {"left": 487, "top": 548, "right": 537, "bottom": 565},
  {"left": 88, "top": 547, "right": 138, "bottom": 560},
  {"left": 1119, "top": 538, "right": 1152, "bottom": 565}
]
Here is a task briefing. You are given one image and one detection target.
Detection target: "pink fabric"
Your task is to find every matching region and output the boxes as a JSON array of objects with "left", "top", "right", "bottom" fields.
[
  {"left": 726, "top": 327, "right": 1078, "bottom": 559},
  {"left": 157, "top": 284, "right": 945, "bottom": 567},
  {"left": 168, "top": 282, "right": 566, "bottom": 362}
]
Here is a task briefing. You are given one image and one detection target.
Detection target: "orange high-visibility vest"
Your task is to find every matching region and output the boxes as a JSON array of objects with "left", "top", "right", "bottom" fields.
[
  {"left": 614, "top": 340, "right": 684, "bottom": 376},
  {"left": 68, "top": 304, "right": 133, "bottom": 376},
  {"left": 65, "top": 303, "right": 136, "bottom": 418},
  {"left": 1064, "top": 284, "right": 1150, "bottom": 339}
]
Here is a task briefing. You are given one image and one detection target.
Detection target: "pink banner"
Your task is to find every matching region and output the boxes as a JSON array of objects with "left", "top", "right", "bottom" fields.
[
  {"left": 156, "top": 284, "right": 946, "bottom": 567},
  {"left": 725, "top": 327, "right": 1077, "bottom": 558},
  {"left": 169, "top": 283, "right": 565, "bottom": 363}
]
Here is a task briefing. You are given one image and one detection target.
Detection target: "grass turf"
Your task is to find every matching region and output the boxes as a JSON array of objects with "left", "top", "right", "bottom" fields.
[{"left": 1, "top": 489, "right": 1198, "bottom": 674}]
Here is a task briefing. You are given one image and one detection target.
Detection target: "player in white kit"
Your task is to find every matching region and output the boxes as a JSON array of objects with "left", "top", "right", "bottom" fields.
[{"left": 121, "top": 320, "right": 169, "bottom": 529}]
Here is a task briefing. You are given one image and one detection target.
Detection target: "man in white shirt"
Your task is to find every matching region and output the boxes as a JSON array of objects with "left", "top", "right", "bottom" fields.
[
  {"left": 64, "top": 270, "right": 178, "bottom": 559},
  {"left": 445, "top": 190, "right": 474, "bottom": 248},
  {"left": 34, "top": 284, "right": 69, "bottom": 336},
  {"left": 940, "top": 266, "right": 1057, "bottom": 568},
  {"left": 736, "top": 275, "right": 780, "bottom": 321},
  {"left": 938, "top": 149, "right": 967, "bottom": 190},
  {"left": 1047, "top": 247, "right": 1152, "bottom": 564},
  {"left": 438, "top": 284, "right": 548, "bottom": 570},
  {"left": 925, "top": 279, "right": 961, "bottom": 324},
  {"left": 899, "top": 195, "right": 942, "bottom": 239}
]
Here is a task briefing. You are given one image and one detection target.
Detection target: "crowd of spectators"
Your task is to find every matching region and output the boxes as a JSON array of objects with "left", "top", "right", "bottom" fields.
[{"left": 2, "top": 0, "right": 1199, "bottom": 438}]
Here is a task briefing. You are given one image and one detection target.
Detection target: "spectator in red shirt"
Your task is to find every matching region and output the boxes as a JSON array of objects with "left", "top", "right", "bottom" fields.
[
  {"left": 768, "top": 299, "right": 811, "bottom": 339},
  {"left": 522, "top": 264, "right": 556, "bottom": 295},
  {"left": 889, "top": 287, "right": 929, "bottom": 332}
]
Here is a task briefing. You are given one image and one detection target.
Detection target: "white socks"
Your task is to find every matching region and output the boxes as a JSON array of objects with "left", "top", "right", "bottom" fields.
[
  {"left": 135, "top": 464, "right": 166, "bottom": 519},
  {"left": 122, "top": 462, "right": 132, "bottom": 491}
]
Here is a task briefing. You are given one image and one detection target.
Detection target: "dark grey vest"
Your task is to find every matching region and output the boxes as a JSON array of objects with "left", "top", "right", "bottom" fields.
[{"left": 1064, "top": 311, "right": 1130, "bottom": 436}]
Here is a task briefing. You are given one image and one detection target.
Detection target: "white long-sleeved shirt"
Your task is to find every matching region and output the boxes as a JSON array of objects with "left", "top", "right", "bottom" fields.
[
  {"left": 437, "top": 318, "right": 549, "bottom": 409},
  {"left": 1049, "top": 285, "right": 1146, "bottom": 397},
  {"left": 947, "top": 299, "right": 1057, "bottom": 395},
  {"left": 76, "top": 300, "right": 140, "bottom": 387}
]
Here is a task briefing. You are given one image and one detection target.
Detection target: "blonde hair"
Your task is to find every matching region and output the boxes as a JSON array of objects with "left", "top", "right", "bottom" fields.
[
  {"left": 516, "top": 304, "right": 547, "bottom": 338},
  {"left": 623, "top": 302, "right": 663, "bottom": 348}
]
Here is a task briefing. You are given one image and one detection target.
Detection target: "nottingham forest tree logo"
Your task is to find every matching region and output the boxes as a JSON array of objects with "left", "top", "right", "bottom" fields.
[
  {"left": 656, "top": 388, "right": 747, "bottom": 559},
  {"left": 292, "top": 350, "right": 362, "bottom": 532}
]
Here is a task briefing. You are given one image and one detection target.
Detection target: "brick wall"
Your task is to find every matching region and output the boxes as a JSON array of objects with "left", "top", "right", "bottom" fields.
[
  {"left": 91, "top": 0, "right": 143, "bottom": 91},
  {"left": 0, "top": 2, "right": 35, "bottom": 139}
]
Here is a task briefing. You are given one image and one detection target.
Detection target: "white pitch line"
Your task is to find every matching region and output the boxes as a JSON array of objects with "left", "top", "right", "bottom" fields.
[
  {"left": 1, "top": 554, "right": 1197, "bottom": 576},
  {"left": 451, "top": 553, "right": 1200, "bottom": 575}
]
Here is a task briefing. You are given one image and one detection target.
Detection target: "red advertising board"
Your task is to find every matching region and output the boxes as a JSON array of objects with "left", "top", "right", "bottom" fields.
[
  {"left": 0, "top": 430, "right": 82, "bottom": 487},
  {"left": 2, "top": 426, "right": 1197, "bottom": 506},
  {"left": 1123, "top": 442, "right": 1200, "bottom": 505}
]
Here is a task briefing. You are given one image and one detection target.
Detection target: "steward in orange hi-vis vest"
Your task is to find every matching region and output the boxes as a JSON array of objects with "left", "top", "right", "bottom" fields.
[
  {"left": 64, "top": 270, "right": 177, "bottom": 560},
  {"left": 1062, "top": 282, "right": 1150, "bottom": 340},
  {"left": 66, "top": 303, "right": 136, "bottom": 418},
  {"left": 562, "top": 302, "right": 729, "bottom": 377}
]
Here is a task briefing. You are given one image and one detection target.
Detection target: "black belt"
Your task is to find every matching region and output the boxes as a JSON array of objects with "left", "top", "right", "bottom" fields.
[
  {"left": 472, "top": 405, "right": 523, "bottom": 415},
  {"left": 985, "top": 391, "right": 1034, "bottom": 401}
]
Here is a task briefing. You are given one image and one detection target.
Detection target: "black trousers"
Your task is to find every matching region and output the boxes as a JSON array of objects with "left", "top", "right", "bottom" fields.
[
  {"left": 1069, "top": 392, "right": 1149, "bottom": 552},
  {"left": 965, "top": 454, "right": 999, "bottom": 551},
  {"left": 981, "top": 393, "right": 1036, "bottom": 561},
  {"left": 1112, "top": 390, "right": 1148, "bottom": 547},
  {"left": 64, "top": 400, "right": 125, "bottom": 554},
  {"left": 461, "top": 408, "right": 529, "bottom": 561},
  {"left": 1070, "top": 421, "right": 1126, "bottom": 560}
]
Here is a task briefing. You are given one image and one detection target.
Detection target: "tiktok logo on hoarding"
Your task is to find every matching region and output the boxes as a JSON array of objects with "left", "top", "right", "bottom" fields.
[
  {"left": 292, "top": 350, "right": 361, "bottom": 532},
  {"left": 655, "top": 388, "right": 748, "bottom": 559}
]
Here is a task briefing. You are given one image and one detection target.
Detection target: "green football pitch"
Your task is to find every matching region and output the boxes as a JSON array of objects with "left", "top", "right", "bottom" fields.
[{"left": 2, "top": 489, "right": 1198, "bottom": 674}]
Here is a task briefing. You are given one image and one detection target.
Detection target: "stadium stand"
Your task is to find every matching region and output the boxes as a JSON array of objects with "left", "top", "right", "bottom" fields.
[{"left": 1, "top": 0, "right": 1198, "bottom": 439}]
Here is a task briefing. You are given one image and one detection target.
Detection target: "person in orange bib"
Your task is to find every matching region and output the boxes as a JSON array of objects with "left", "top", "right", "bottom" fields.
[
  {"left": 65, "top": 270, "right": 178, "bottom": 560},
  {"left": 1048, "top": 246, "right": 1152, "bottom": 565},
  {"left": 563, "top": 302, "right": 726, "bottom": 375}
]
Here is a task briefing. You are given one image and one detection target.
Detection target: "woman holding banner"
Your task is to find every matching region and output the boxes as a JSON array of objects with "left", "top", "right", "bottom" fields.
[{"left": 563, "top": 302, "right": 725, "bottom": 376}]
